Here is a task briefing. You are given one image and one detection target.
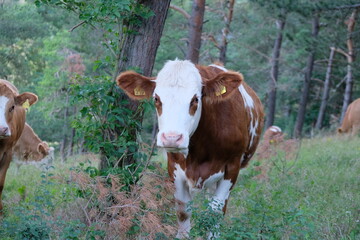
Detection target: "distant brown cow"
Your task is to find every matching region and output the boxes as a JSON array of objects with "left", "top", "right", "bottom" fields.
[
  {"left": 254, "top": 126, "right": 299, "bottom": 181},
  {"left": 0, "top": 80, "right": 38, "bottom": 213},
  {"left": 338, "top": 98, "right": 360, "bottom": 136},
  {"left": 13, "top": 123, "right": 54, "bottom": 171}
]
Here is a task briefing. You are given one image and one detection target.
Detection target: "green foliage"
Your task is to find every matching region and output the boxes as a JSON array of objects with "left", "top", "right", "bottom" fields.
[
  {"left": 71, "top": 76, "right": 143, "bottom": 168},
  {"left": 34, "top": 0, "right": 153, "bottom": 25},
  {"left": 189, "top": 196, "right": 224, "bottom": 239},
  {"left": 0, "top": 169, "right": 103, "bottom": 240}
]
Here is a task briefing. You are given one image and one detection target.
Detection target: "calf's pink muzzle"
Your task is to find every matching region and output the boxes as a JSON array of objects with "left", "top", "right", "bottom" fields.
[{"left": 160, "top": 132, "right": 184, "bottom": 148}]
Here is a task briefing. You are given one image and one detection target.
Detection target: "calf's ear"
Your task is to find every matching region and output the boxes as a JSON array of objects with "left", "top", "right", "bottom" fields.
[
  {"left": 15, "top": 92, "right": 38, "bottom": 106},
  {"left": 202, "top": 71, "right": 243, "bottom": 100},
  {"left": 37, "top": 143, "right": 48, "bottom": 155},
  {"left": 116, "top": 71, "right": 155, "bottom": 100}
]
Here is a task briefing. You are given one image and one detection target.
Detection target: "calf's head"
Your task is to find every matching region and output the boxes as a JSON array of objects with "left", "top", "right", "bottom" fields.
[
  {"left": 32, "top": 142, "right": 52, "bottom": 161},
  {"left": 0, "top": 82, "right": 38, "bottom": 139},
  {"left": 116, "top": 60, "right": 242, "bottom": 151}
]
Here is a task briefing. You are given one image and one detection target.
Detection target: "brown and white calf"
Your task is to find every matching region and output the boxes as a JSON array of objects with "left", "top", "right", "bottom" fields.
[
  {"left": 13, "top": 123, "right": 54, "bottom": 171},
  {"left": 338, "top": 98, "right": 360, "bottom": 136},
  {"left": 0, "top": 80, "right": 38, "bottom": 213},
  {"left": 116, "top": 60, "right": 264, "bottom": 238}
]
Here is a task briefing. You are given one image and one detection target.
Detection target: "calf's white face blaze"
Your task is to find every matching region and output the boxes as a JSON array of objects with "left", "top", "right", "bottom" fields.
[
  {"left": 154, "top": 60, "right": 203, "bottom": 150},
  {"left": 0, "top": 96, "right": 11, "bottom": 137}
]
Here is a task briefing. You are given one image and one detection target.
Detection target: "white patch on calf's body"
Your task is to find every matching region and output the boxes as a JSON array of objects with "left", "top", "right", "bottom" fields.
[
  {"left": 239, "top": 84, "right": 254, "bottom": 109},
  {"left": 173, "top": 163, "right": 192, "bottom": 203},
  {"left": 209, "top": 64, "right": 228, "bottom": 72},
  {"left": 238, "top": 84, "right": 258, "bottom": 148},
  {"left": 202, "top": 171, "right": 224, "bottom": 189},
  {"left": 249, "top": 119, "right": 259, "bottom": 148},
  {"left": 0, "top": 96, "right": 10, "bottom": 136},
  {"left": 173, "top": 163, "right": 192, "bottom": 238},
  {"left": 210, "top": 178, "right": 233, "bottom": 211}
]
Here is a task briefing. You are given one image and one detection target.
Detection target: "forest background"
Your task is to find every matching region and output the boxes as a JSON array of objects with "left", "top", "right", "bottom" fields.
[
  {"left": 0, "top": 0, "right": 360, "bottom": 239},
  {"left": 1, "top": 0, "right": 359, "bottom": 163}
]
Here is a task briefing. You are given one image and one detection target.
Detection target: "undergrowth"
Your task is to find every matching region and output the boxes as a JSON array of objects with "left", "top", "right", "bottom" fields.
[{"left": 0, "top": 136, "right": 359, "bottom": 239}]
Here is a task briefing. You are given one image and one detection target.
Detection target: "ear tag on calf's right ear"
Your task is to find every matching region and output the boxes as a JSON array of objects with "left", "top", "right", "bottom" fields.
[
  {"left": 22, "top": 99, "right": 30, "bottom": 110},
  {"left": 134, "top": 87, "right": 146, "bottom": 96},
  {"left": 215, "top": 85, "right": 227, "bottom": 96}
]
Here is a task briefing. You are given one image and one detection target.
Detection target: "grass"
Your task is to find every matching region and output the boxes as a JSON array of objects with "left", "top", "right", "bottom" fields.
[
  {"left": 0, "top": 135, "right": 359, "bottom": 239},
  {"left": 224, "top": 135, "right": 360, "bottom": 239}
]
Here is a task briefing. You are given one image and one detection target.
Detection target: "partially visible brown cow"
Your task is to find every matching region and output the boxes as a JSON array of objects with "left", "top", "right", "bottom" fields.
[
  {"left": 338, "top": 98, "right": 360, "bottom": 136},
  {"left": 13, "top": 123, "right": 54, "bottom": 171},
  {"left": 0, "top": 80, "right": 38, "bottom": 213},
  {"left": 254, "top": 126, "right": 299, "bottom": 181}
]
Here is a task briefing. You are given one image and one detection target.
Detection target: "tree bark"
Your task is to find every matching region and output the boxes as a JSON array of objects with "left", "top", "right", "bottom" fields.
[
  {"left": 186, "top": 0, "right": 206, "bottom": 63},
  {"left": 340, "top": 9, "right": 358, "bottom": 122},
  {"left": 218, "top": 0, "right": 235, "bottom": 64},
  {"left": 99, "top": 0, "right": 171, "bottom": 170},
  {"left": 265, "top": 17, "right": 286, "bottom": 130},
  {"left": 294, "top": 14, "right": 320, "bottom": 138},
  {"left": 315, "top": 47, "right": 335, "bottom": 129}
]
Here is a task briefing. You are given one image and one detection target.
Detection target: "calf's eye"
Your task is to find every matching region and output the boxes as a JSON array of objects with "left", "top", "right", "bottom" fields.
[{"left": 9, "top": 106, "right": 15, "bottom": 113}]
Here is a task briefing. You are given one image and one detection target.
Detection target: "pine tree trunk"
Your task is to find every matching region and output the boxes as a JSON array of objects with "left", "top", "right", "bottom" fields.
[
  {"left": 265, "top": 18, "right": 286, "bottom": 130},
  {"left": 99, "top": 0, "right": 171, "bottom": 170},
  {"left": 315, "top": 47, "right": 335, "bottom": 129},
  {"left": 340, "top": 9, "right": 358, "bottom": 122},
  {"left": 218, "top": 0, "right": 235, "bottom": 64},
  {"left": 186, "top": 0, "right": 206, "bottom": 63},
  {"left": 294, "top": 14, "right": 319, "bottom": 138}
]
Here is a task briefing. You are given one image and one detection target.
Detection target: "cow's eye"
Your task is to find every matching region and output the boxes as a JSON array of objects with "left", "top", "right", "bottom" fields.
[
  {"left": 190, "top": 96, "right": 199, "bottom": 105},
  {"left": 154, "top": 94, "right": 161, "bottom": 105},
  {"left": 9, "top": 106, "right": 15, "bottom": 113}
]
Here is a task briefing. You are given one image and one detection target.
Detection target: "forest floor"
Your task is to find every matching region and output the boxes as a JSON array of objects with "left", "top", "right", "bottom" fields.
[{"left": 0, "top": 135, "right": 359, "bottom": 239}]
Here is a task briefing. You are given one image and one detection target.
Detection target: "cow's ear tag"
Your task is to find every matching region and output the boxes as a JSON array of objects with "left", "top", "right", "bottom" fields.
[
  {"left": 215, "top": 85, "right": 227, "bottom": 96},
  {"left": 134, "top": 87, "right": 146, "bottom": 96},
  {"left": 22, "top": 99, "right": 30, "bottom": 110}
]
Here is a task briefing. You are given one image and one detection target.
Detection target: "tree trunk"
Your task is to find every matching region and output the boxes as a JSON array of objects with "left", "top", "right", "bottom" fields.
[
  {"left": 340, "top": 9, "right": 358, "bottom": 122},
  {"left": 186, "top": 0, "right": 206, "bottom": 64},
  {"left": 265, "top": 17, "right": 286, "bottom": 130},
  {"left": 218, "top": 0, "right": 235, "bottom": 64},
  {"left": 315, "top": 47, "right": 335, "bottom": 129},
  {"left": 60, "top": 93, "right": 69, "bottom": 162},
  {"left": 68, "top": 127, "right": 75, "bottom": 157},
  {"left": 99, "top": 0, "right": 171, "bottom": 170},
  {"left": 294, "top": 14, "right": 320, "bottom": 138}
]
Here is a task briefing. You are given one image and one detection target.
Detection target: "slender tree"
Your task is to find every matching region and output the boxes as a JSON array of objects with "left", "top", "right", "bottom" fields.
[
  {"left": 294, "top": 13, "right": 320, "bottom": 138},
  {"left": 186, "top": 0, "right": 206, "bottom": 63},
  {"left": 265, "top": 15, "right": 286, "bottom": 129},
  {"left": 219, "top": 0, "right": 235, "bottom": 64},
  {"left": 340, "top": 8, "right": 358, "bottom": 122},
  {"left": 315, "top": 47, "right": 335, "bottom": 129}
]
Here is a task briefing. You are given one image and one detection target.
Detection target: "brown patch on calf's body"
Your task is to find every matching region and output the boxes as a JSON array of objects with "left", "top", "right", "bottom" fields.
[
  {"left": 177, "top": 210, "right": 189, "bottom": 222},
  {"left": 189, "top": 95, "right": 198, "bottom": 116},
  {"left": 154, "top": 94, "right": 162, "bottom": 116}
]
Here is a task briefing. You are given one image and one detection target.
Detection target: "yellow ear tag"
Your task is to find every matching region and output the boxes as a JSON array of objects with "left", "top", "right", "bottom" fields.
[
  {"left": 134, "top": 87, "right": 146, "bottom": 96},
  {"left": 22, "top": 99, "right": 30, "bottom": 110},
  {"left": 215, "top": 85, "right": 227, "bottom": 96}
]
